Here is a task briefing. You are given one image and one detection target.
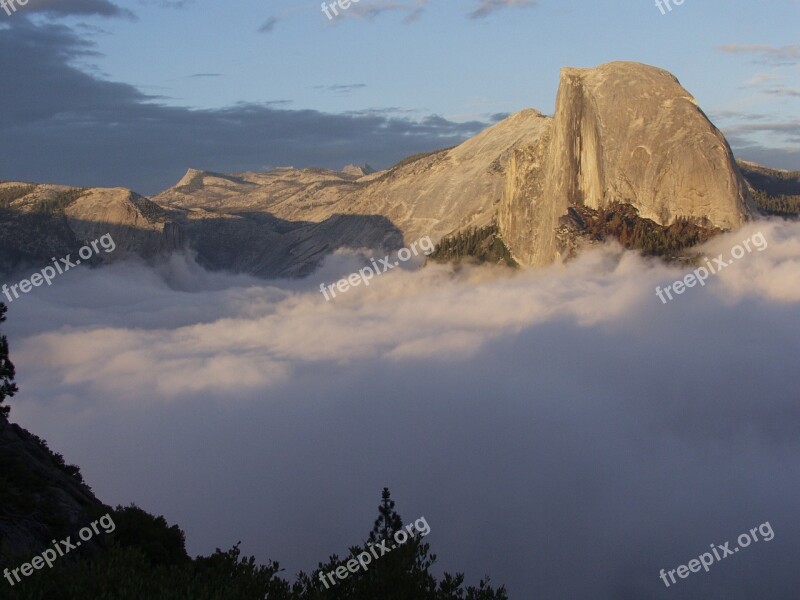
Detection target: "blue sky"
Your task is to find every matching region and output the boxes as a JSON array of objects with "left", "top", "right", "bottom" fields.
[{"left": 0, "top": 0, "right": 798, "bottom": 192}]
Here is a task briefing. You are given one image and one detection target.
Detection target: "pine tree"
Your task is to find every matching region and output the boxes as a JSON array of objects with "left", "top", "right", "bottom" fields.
[
  {"left": 359, "top": 488, "right": 437, "bottom": 600},
  {"left": 292, "top": 488, "right": 508, "bottom": 600},
  {"left": 370, "top": 487, "right": 404, "bottom": 543},
  {"left": 0, "top": 303, "right": 17, "bottom": 418}
]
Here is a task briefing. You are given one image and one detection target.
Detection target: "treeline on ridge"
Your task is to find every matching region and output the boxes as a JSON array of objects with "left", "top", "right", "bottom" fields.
[
  {"left": 566, "top": 202, "right": 722, "bottom": 258},
  {"left": 428, "top": 224, "right": 517, "bottom": 267}
]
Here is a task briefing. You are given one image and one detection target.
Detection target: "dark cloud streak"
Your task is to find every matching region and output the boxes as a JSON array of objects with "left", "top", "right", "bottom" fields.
[
  {"left": 21, "top": 0, "right": 135, "bottom": 19},
  {"left": 469, "top": 0, "right": 537, "bottom": 19},
  {"left": 257, "top": 16, "right": 278, "bottom": 34},
  {"left": 0, "top": 20, "right": 485, "bottom": 194}
]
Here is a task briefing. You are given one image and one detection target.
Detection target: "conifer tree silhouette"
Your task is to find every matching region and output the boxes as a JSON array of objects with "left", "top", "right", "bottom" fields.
[{"left": 0, "top": 303, "right": 17, "bottom": 418}]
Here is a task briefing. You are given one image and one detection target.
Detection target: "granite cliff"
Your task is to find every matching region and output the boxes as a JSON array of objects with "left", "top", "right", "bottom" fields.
[
  {"left": 0, "top": 62, "right": 764, "bottom": 278},
  {"left": 499, "top": 62, "right": 755, "bottom": 266}
]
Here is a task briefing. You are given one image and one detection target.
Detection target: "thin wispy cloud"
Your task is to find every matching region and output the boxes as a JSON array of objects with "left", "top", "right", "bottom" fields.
[
  {"left": 723, "top": 117, "right": 800, "bottom": 166},
  {"left": 718, "top": 44, "right": 800, "bottom": 66},
  {"left": 715, "top": 47, "right": 800, "bottom": 165},
  {"left": 469, "top": 0, "right": 537, "bottom": 19},
  {"left": 738, "top": 74, "right": 800, "bottom": 98},
  {"left": 314, "top": 83, "right": 368, "bottom": 94},
  {"left": 347, "top": 0, "right": 428, "bottom": 22},
  {"left": 489, "top": 112, "right": 511, "bottom": 122},
  {"left": 138, "top": 0, "right": 195, "bottom": 8},
  {"left": 710, "top": 110, "right": 770, "bottom": 122},
  {"left": 344, "top": 107, "right": 423, "bottom": 117},
  {"left": 765, "top": 87, "right": 800, "bottom": 98},
  {"left": 258, "top": 16, "right": 279, "bottom": 34},
  {"left": 725, "top": 120, "right": 800, "bottom": 142},
  {"left": 743, "top": 73, "right": 781, "bottom": 87},
  {"left": 403, "top": 7, "right": 424, "bottom": 23}
]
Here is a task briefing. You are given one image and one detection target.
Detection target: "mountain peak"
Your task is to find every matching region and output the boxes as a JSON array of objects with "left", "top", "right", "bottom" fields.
[
  {"left": 342, "top": 163, "right": 376, "bottom": 177},
  {"left": 498, "top": 60, "right": 755, "bottom": 266}
]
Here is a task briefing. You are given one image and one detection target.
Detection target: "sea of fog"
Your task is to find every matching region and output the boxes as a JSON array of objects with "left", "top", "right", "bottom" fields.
[{"left": 5, "top": 220, "right": 800, "bottom": 599}]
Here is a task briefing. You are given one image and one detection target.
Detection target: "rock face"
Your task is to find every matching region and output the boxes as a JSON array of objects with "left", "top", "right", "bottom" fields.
[
  {"left": 0, "top": 62, "right": 759, "bottom": 277},
  {"left": 342, "top": 164, "right": 375, "bottom": 177},
  {"left": 142, "top": 110, "right": 549, "bottom": 276},
  {"left": 65, "top": 188, "right": 183, "bottom": 258},
  {"left": 154, "top": 109, "right": 550, "bottom": 248},
  {"left": 499, "top": 62, "right": 755, "bottom": 266},
  {"left": 0, "top": 183, "right": 182, "bottom": 272}
]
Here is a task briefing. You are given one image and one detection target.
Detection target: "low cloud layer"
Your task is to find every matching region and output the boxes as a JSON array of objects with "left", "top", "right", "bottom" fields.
[{"left": 4, "top": 220, "right": 800, "bottom": 598}]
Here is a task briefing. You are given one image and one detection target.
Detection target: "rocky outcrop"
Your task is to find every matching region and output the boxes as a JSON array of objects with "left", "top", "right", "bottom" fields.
[
  {"left": 65, "top": 188, "right": 183, "bottom": 257},
  {"left": 499, "top": 62, "right": 755, "bottom": 266},
  {"left": 498, "top": 125, "right": 560, "bottom": 267},
  {"left": 342, "top": 164, "right": 375, "bottom": 177},
  {"left": 0, "top": 183, "right": 183, "bottom": 272}
]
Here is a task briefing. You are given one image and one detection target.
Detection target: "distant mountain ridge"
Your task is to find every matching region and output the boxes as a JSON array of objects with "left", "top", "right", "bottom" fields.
[
  {"left": 737, "top": 160, "right": 800, "bottom": 218},
  {"left": 0, "top": 61, "right": 783, "bottom": 278}
]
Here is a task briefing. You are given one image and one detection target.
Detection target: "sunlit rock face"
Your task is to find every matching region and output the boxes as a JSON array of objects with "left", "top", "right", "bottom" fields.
[
  {"left": 499, "top": 61, "right": 755, "bottom": 266},
  {"left": 0, "top": 62, "right": 758, "bottom": 276}
]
